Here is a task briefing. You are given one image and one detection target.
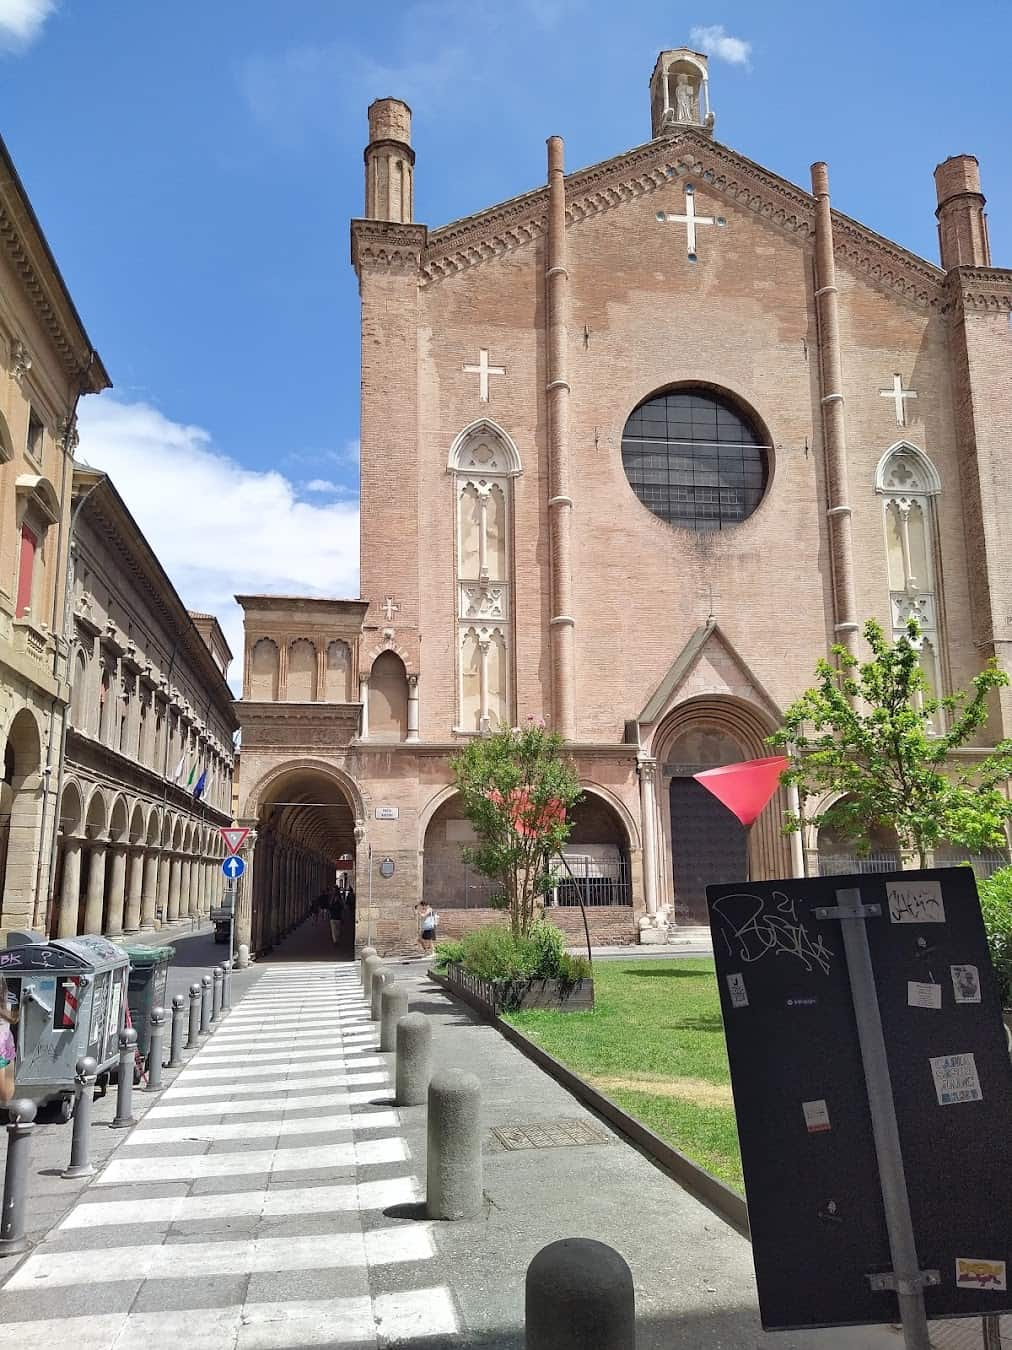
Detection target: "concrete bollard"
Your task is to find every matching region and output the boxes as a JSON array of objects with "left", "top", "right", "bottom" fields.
[
  {"left": 146, "top": 1007, "right": 166, "bottom": 1090},
  {"left": 380, "top": 983, "right": 409, "bottom": 1053},
  {"left": 363, "top": 953, "right": 382, "bottom": 1002},
  {"left": 62, "top": 1056, "right": 98, "bottom": 1179},
  {"left": 426, "top": 1069, "right": 483, "bottom": 1221},
  {"left": 200, "top": 975, "right": 212, "bottom": 1034},
  {"left": 168, "top": 995, "right": 186, "bottom": 1067},
  {"left": 237, "top": 943, "right": 250, "bottom": 970},
  {"left": 370, "top": 970, "right": 393, "bottom": 1022},
  {"left": 187, "top": 982, "right": 201, "bottom": 1049},
  {"left": 111, "top": 1027, "right": 138, "bottom": 1128},
  {"left": 359, "top": 945, "right": 377, "bottom": 991},
  {"left": 0, "top": 1099, "right": 36, "bottom": 1256},
  {"left": 211, "top": 966, "right": 224, "bottom": 1023},
  {"left": 395, "top": 1012, "right": 431, "bottom": 1106},
  {"left": 525, "top": 1239, "right": 636, "bottom": 1350},
  {"left": 222, "top": 959, "right": 233, "bottom": 1011}
]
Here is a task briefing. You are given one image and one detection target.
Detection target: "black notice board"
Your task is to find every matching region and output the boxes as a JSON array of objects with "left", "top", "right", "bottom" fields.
[{"left": 706, "top": 867, "right": 1012, "bottom": 1331}]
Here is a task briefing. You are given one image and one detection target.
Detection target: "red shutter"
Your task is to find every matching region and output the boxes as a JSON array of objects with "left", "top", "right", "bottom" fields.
[{"left": 15, "top": 525, "right": 37, "bottom": 619}]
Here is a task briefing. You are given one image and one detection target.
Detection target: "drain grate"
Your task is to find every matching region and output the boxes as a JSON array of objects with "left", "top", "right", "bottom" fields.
[{"left": 491, "top": 1118, "right": 612, "bottom": 1151}]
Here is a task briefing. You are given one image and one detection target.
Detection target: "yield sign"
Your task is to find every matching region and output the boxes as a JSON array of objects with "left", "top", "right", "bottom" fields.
[{"left": 219, "top": 826, "right": 250, "bottom": 855}]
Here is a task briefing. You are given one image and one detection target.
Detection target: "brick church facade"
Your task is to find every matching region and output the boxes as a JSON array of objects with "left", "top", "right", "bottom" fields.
[{"left": 234, "top": 48, "right": 1012, "bottom": 956}]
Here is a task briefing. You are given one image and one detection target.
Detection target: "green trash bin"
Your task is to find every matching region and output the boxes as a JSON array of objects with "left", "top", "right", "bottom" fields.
[{"left": 121, "top": 945, "right": 175, "bottom": 1057}]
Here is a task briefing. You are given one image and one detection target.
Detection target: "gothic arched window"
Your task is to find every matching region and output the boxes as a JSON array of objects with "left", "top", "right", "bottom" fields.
[
  {"left": 448, "top": 421, "right": 521, "bottom": 732},
  {"left": 325, "top": 640, "right": 352, "bottom": 702},
  {"left": 249, "top": 638, "right": 280, "bottom": 701},
  {"left": 621, "top": 387, "right": 770, "bottom": 531},
  {"left": 875, "top": 442, "right": 943, "bottom": 718},
  {"left": 287, "top": 639, "right": 317, "bottom": 701}
]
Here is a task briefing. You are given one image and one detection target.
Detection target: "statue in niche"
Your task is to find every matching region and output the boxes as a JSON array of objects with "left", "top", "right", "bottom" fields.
[{"left": 674, "top": 74, "right": 696, "bottom": 123}]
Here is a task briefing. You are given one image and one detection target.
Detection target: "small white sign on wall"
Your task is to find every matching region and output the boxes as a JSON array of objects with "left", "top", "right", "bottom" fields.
[{"left": 375, "top": 805, "right": 399, "bottom": 820}]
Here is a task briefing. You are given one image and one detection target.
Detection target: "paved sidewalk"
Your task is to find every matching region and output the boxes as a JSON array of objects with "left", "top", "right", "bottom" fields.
[{"left": 0, "top": 921, "right": 980, "bottom": 1347}]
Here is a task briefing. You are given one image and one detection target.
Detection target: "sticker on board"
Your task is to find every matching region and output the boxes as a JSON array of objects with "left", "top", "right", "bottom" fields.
[
  {"left": 907, "top": 981, "right": 942, "bottom": 1010},
  {"left": 886, "top": 879, "right": 945, "bottom": 924},
  {"left": 726, "top": 973, "right": 748, "bottom": 1009},
  {"left": 955, "top": 1258, "right": 1007, "bottom": 1291},
  {"left": 950, "top": 965, "right": 982, "bottom": 1004},
  {"left": 930, "top": 1052, "right": 983, "bottom": 1106},
  {"left": 802, "top": 1099, "right": 831, "bottom": 1133}
]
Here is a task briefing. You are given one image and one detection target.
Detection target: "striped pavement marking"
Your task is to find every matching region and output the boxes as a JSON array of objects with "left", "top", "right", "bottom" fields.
[
  {"left": 160, "top": 1071, "right": 387, "bottom": 1099},
  {"left": 144, "top": 1088, "right": 391, "bottom": 1118},
  {"left": 7, "top": 1227, "right": 437, "bottom": 1288},
  {"left": 59, "top": 1178, "right": 420, "bottom": 1229},
  {"left": 124, "top": 1109, "right": 400, "bottom": 1144},
  {"left": 98, "top": 1131, "right": 408, "bottom": 1183},
  {"left": 179, "top": 1058, "right": 372, "bottom": 1079}
]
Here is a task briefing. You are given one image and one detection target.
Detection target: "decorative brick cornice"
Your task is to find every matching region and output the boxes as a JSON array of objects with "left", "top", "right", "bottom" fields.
[
  {"left": 350, "top": 219, "right": 427, "bottom": 275},
  {"left": 941, "top": 265, "right": 1012, "bottom": 313},
  {"left": 419, "top": 127, "right": 944, "bottom": 309}
]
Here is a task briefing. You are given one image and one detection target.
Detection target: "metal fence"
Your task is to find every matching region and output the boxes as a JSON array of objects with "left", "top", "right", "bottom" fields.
[
  {"left": 547, "top": 857, "right": 632, "bottom": 908},
  {"left": 819, "top": 851, "right": 1009, "bottom": 880}
]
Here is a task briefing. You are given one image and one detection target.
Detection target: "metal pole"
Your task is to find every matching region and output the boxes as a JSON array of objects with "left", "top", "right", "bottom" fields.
[
  {"left": 554, "top": 849, "right": 593, "bottom": 968},
  {"left": 62, "top": 1056, "right": 98, "bottom": 1179},
  {"left": 200, "top": 974, "right": 212, "bottom": 1034},
  {"left": 111, "top": 1027, "right": 138, "bottom": 1128},
  {"left": 211, "top": 966, "right": 223, "bottom": 1023},
  {"left": 146, "top": 1006, "right": 166, "bottom": 1090},
  {"left": 983, "top": 1317, "right": 1002, "bottom": 1350},
  {"left": 222, "top": 959, "right": 232, "bottom": 1011},
  {"left": 168, "top": 994, "right": 185, "bottom": 1067},
  {"left": 187, "top": 981, "right": 201, "bottom": 1049},
  {"left": 0, "top": 1099, "right": 36, "bottom": 1256},
  {"left": 833, "top": 887, "right": 932, "bottom": 1350}
]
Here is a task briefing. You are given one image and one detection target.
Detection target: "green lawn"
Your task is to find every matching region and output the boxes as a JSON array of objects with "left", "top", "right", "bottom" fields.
[{"left": 504, "top": 958, "right": 744, "bottom": 1191}]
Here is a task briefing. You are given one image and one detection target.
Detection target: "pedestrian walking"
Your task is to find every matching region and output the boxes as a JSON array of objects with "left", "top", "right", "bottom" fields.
[
  {"left": 328, "top": 891, "right": 344, "bottom": 947},
  {"left": 315, "top": 891, "right": 329, "bottom": 926},
  {"left": 415, "top": 901, "right": 438, "bottom": 956},
  {"left": 0, "top": 976, "right": 18, "bottom": 1105}
]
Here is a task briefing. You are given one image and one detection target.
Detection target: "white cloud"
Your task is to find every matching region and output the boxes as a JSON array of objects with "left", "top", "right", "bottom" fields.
[
  {"left": 0, "top": 0, "right": 56, "bottom": 50},
  {"left": 304, "top": 478, "right": 347, "bottom": 495},
  {"left": 76, "top": 397, "right": 359, "bottom": 691},
  {"left": 689, "top": 24, "right": 752, "bottom": 68}
]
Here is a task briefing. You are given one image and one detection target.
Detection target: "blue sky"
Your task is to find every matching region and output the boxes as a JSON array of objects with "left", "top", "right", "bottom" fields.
[{"left": 2, "top": 0, "right": 1010, "bottom": 667}]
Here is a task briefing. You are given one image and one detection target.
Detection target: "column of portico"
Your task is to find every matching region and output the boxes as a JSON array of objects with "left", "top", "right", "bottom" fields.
[
  {"left": 124, "top": 846, "right": 144, "bottom": 933},
  {"left": 179, "top": 855, "right": 192, "bottom": 918},
  {"left": 82, "top": 841, "right": 107, "bottom": 935},
  {"left": 105, "top": 844, "right": 129, "bottom": 937},
  {"left": 140, "top": 848, "right": 160, "bottom": 929},
  {"left": 157, "top": 851, "right": 171, "bottom": 926},
  {"left": 637, "top": 758, "right": 659, "bottom": 918},
  {"left": 56, "top": 837, "right": 84, "bottom": 938},
  {"left": 167, "top": 852, "right": 182, "bottom": 922}
]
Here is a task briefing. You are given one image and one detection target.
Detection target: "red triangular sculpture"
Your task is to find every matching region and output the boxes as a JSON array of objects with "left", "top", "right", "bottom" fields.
[{"left": 693, "top": 756, "right": 789, "bottom": 827}]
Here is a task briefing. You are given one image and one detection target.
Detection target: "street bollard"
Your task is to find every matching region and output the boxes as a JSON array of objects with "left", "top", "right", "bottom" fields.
[
  {"left": 370, "top": 970, "right": 393, "bottom": 1022},
  {"left": 380, "top": 983, "right": 409, "bottom": 1053},
  {"left": 236, "top": 943, "right": 250, "bottom": 970},
  {"left": 359, "top": 945, "right": 377, "bottom": 991},
  {"left": 62, "top": 1056, "right": 98, "bottom": 1179},
  {"left": 395, "top": 1012, "right": 431, "bottom": 1106},
  {"left": 146, "top": 1006, "right": 166, "bottom": 1091},
  {"left": 200, "top": 975, "right": 212, "bottom": 1034},
  {"left": 211, "top": 966, "right": 224, "bottom": 1023},
  {"left": 525, "top": 1239, "right": 636, "bottom": 1350},
  {"left": 110, "top": 1027, "right": 138, "bottom": 1128},
  {"left": 426, "top": 1069, "right": 483, "bottom": 1221},
  {"left": 168, "top": 995, "right": 186, "bottom": 1067},
  {"left": 0, "top": 1099, "right": 36, "bottom": 1256},
  {"left": 363, "top": 953, "right": 382, "bottom": 1003},
  {"left": 187, "top": 982, "right": 201, "bottom": 1049},
  {"left": 222, "top": 959, "right": 233, "bottom": 1011}
]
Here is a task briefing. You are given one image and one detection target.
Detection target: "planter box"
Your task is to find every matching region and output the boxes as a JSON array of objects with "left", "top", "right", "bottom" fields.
[{"left": 442, "top": 963, "right": 594, "bottom": 1015}]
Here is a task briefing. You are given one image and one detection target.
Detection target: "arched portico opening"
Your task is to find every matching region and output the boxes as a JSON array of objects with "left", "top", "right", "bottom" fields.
[
  {"left": 552, "top": 790, "right": 634, "bottom": 909},
  {"left": 244, "top": 763, "right": 360, "bottom": 957},
  {"left": 655, "top": 696, "right": 790, "bottom": 924},
  {"left": 0, "top": 708, "right": 43, "bottom": 934}
]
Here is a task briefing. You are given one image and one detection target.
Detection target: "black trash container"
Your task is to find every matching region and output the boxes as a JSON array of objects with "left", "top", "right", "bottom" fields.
[{"left": 122, "top": 945, "right": 175, "bottom": 1056}]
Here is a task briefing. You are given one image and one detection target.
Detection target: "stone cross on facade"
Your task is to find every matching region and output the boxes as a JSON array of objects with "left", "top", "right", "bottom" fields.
[
  {"left": 382, "top": 595, "right": 400, "bottom": 623},
  {"left": 656, "top": 184, "right": 725, "bottom": 261},
  {"left": 879, "top": 373, "right": 918, "bottom": 426},
  {"left": 463, "top": 348, "right": 506, "bottom": 402}
]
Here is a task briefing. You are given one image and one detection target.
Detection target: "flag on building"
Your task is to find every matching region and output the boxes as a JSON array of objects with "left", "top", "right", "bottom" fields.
[
  {"left": 186, "top": 761, "right": 198, "bottom": 790},
  {"left": 172, "top": 754, "right": 185, "bottom": 782},
  {"left": 193, "top": 770, "right": 207, "bottom": 800}
]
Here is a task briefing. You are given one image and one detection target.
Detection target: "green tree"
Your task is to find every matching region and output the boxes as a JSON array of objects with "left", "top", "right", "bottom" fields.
[
  {"left": 450, "top": 721, "right": 583, "bottom": 937},
  {"left": 770, "top": 619, "right": 1012, "bottom": 868}
]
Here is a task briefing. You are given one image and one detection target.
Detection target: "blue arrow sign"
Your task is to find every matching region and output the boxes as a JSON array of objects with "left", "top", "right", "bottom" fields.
[{"left": 221, "top": 855, "right": 246, "bottom": 881}]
